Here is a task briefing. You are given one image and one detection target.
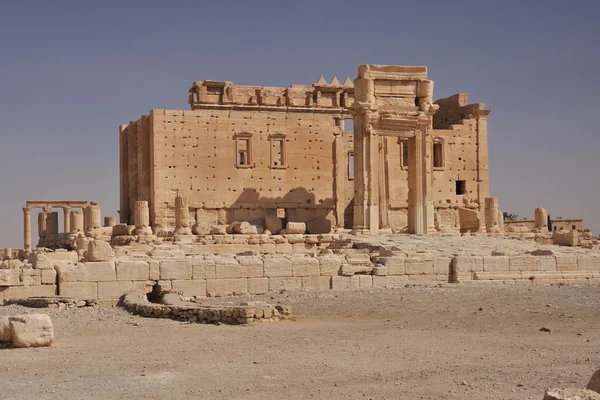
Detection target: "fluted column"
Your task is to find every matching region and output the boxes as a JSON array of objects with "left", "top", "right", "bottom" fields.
[
  {"left": 174, "top": 195, "right": 191, "bottom": 235},
  {"left": 23, "top": 207, "right": 31, "bottom": 253},
  {"left": 134, "top": 201, "right": 152, "bottom": 235},
  {"left": 63, "top": 206, "right": 71, "bottom": 234},
  {"left": 70, "top": 210, "right": 84, "bottom": 233}
]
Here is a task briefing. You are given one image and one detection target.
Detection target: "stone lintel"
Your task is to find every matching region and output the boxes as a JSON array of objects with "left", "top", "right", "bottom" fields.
[{"left": 26, "top": 201, "right": 88, "bottom": 210}]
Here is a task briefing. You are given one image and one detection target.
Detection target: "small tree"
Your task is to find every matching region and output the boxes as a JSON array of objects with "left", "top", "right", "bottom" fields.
[
  {"left": 547, "top": 214, "right": 553, "bottom": 231},
  {"left": 502, "top": 212, "right": 519, "bottom": 221}
]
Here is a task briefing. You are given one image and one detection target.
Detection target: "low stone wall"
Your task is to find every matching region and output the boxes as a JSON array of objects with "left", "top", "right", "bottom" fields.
[
  {"left": 2, "top": 237, "right": 600, "bottom": 303},
  {"left": 120, "top": 292, "right": 290, "bottom": 324}
]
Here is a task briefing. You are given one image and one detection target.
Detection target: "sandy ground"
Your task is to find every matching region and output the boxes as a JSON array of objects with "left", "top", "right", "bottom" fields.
[{"left": 1, "top": 284, "right": 599, "bottom": 400}]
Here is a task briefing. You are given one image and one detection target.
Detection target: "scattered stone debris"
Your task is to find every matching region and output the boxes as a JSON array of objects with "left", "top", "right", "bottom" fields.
[
  {"left": 4, "top": 296, "right": 96, "bottom": 309},
  {"left": 543, "top": 369, "right": 600, "bottom": 399}
]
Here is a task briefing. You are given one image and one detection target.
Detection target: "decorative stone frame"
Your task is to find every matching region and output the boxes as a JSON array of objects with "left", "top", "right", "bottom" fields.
[
  {"left": 269, "top": 134, "right": 287, "bottom": 169},
  {"left": 433, "top": 137, "right": 445, "bottom": 170},
  {"left": 399, "top": 139, "right": 409, "bottom": 170},
  {"left": 234, "top": 133, "right": 253, "bottom": 168}
]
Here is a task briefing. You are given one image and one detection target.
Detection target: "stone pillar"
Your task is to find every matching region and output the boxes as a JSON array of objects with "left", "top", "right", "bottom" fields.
[
  {"left": 497, "top": 210, "right": 504, "bottom": 231},
  {"left": 39, "top": 207, "right": 50, "bottom": 238},
  {"left": 333, "top": 125, "right": 345, "bottom": 228},
  {"left": 174, "top": 195, "right": 192, "bottom": 235},
  {"left": 534, "top": 207, "right": 548, "bottom": 230},
  {"left": 62, "top": 207, "right": 71, "bottom": 234},
  {"left": 407, "top": 126, "right": 432, "bottom": 235},
  {"left": 23, "top": 208, "right": 31, "bottom": 253},
  {"left": 104, "top": 216, "right": 116, "bottom": 227},
  {"left": 134, "top": 201, "right": 152, "bottom": 235},
  {"left": 70, "top": 210, "right": 84, "bottom": 233},
  {"left": 46, "top": 212, "right": 59, "bottom": 236},
  {"left": 485, "top": 197, "right": 500, "bottom": 232},
  {"left": 86, "top": 202, "right": 101, "bottom": 230}
]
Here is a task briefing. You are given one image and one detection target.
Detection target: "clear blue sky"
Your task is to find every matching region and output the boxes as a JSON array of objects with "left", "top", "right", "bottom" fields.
[{"left": 0, "top": 0, "right": 598, "bottom": 247}]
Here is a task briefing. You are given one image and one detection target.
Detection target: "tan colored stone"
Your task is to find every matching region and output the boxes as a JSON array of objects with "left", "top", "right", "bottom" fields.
[
  {"left": 98, "top": 281, "right": 134, "bottom": 299},
  {"left": 248, "top": 277, "right": 269, "bottom": 294},
  {"left": 301, "top": 276, "right": 331, "bottom": 290},
  {"left": 160, "top": 260, "right": 192, "bottom": 280},
  {"left": 268, "top": 277, "right": 301, "bottom": 292},
  {"left": 116, "top": 260, "right": 150, "bottom": 281},
  {"left": 206, "top": 278, "right": 247, "bottom": 296},
  {"left": 171, "top": 280, "right": 207, "bottom": 297},
  {"left": 87, "top": 240, "right": 115, "bottom": 262},
  {"left": 9, "top": 314, "right": 54, "bottom": 348},
  {"left": 286, "top": 222, "right": 306, "bottom": 234},
  {"left": 264, "top": 257, "right": 292, "bottom": 277}
]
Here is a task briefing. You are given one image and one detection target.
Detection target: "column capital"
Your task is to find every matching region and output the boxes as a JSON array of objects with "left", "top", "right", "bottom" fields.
[
  {"left": 42, "top": 206, "right": 52, "bottom": 213},
  {"left": 22, "top": 207, "right": 30, "bottom": 215},
  {"left": 62, "top": 206, "right": 72, "bottom": 212}
]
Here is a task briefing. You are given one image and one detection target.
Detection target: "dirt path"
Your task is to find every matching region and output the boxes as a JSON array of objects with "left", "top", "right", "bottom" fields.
[{"left": 1, "top": 284, "right": 599, "bottom": 399}]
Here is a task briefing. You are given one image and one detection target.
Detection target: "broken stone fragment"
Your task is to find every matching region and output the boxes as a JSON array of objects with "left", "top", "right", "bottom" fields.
[{"left": 9, "top": 314, "right": 54, "bottom": 348}]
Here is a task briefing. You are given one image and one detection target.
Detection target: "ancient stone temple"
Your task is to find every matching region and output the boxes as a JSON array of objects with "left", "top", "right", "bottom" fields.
[{"left": 119, "top": 64, "right": 491, "bottom": 236}]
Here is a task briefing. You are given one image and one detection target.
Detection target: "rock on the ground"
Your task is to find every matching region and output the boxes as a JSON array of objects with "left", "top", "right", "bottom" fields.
[
  {"left": 587, "top": 369, "right": 600, "bottom": 393},
  {"left": 286, "top": 222, "right": 306, "bottom": 234},
  {"left": 9, "top": 314, "right": 54, "bottom": 348},
  {"left": 0, "top": 316, "right": 10, "bottom": 341},
  {"left": 544, "top": 388, "right": 600, "bottom": 400}
]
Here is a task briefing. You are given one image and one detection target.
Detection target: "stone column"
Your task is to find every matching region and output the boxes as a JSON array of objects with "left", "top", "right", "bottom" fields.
[
  {"left": 87, "top": 202, "right": 101, "bottom": 230},
  {"left": 39, "top": 207, "right": 50, "bottom": 238},
  {"left": 70, "top": 210, "right": 84, "bottom": 233},
  {"left": 23, "top": 207, "right": 31, "bottom": 253},
  {"left": 134, "top": 201, "right": 152, "bottom": 235},
  {"left": 46, "top": 212, "right": 59, "bottom": 236},
  {"left": 174, "top": 195, "right": 192, "bottom": 235},
  {"left": 497, "top": 210, "right": 504, "bottom": 231},
  {"left": 485, "top": 197, "right": 500, "bottom": 232},
  {"left": 104, "top": 216, "right": 116, "bottom": 227},
  {"left": 62, "top": 206, "right": 71, "bottom": 234},
  {"left": 534, "top": 207, "right": 548, "bottom": 230}
]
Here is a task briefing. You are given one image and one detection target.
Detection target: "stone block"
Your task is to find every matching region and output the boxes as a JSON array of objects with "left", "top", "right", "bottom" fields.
[
  {"left": 248, "top": 277, "right": 269, "bottom": 294},
  {"left": 286, "top": 222, "right": 306, "bottom": 234},
  {"left": 292, "top": 243, "right": 316, "bottom": 254},
  {"left": 0, "top": 316, "right": 10, "bottom": 342},
  {"left": 149, "top": 260, "right": 160, "bottom": 280},
  {"left": 405, "top": 257, "right": 434, "bottom": 275},
  {"left": 380, "top": 256, "right": 406, "bottom": 275},
  {"left": 116, "top": 260, "right": 150, "bottom": 281},
  {"left": 0, "top": 270, "right": 20, "bottom": 286},
  {"left": 453, "top": 255, "right": 484, "bottom": 273},
  {"left": 192, "top": 258, "right": 216, "bottom": 279},
  {"left": 1, "top": 286, "right": 34, "bottom": 299},
  {"left": 386, "top": 275, "right": 410, "bottom": 288},
  {"left": 291, "top": 256, "right": 320, "bottom": 277},
  {"left": 9, "top": 314, "right": 54, "bottom": 348},
  {"left": 408, "top": 275, "right": 438, "bottom": 286},
  {"left": 509, "top": 256, "right": 539, "bottom": 271},
  {"left": 112, "top": 224, "right": 129, "bottom": 236},
  {"left": 483, "top": 256, "right": 510, "bottom": 272},
  {"left": 83, "top": 261, "right": 117, "bottom": 282},
  {"left": 555, "top": 255, "right": 578, "bottom": 271},
  {"left": 160, "top": 260, "right": 192, "bottom": 280},
  {"left": 346, "top": 253, "right": 371, "bottom": 265},
  {"left": 41, "top": 269, "right": 57, "bottom": 285},
  {"left": 473, "top": 271, "right": 523, "bottom": 280},
  {"left": 97, "top": 281, "right": 134, "bottom": 299},
  {"left": 34, "top": 285, "right": 57, "bottom": 297},
  {"left": 268, "top": 277, "right": 302, "bottom": 292},
  {"left": 87, "top": 240, "right": 115, "bottom": 262},
  {"left": 29, "top": 252, "right": 54, "bottom": 269},
  {"left": 237, "top": 256, "right": 264, "bottom": 278},
  {"left": 276, "top": 243, "right": 293, "bottom": 254},
  {"left": 59, "top": 282, "right": 97, "bottom": 299},
  {"left": 263, "top": 257, "right": 292, "bottom": 277},
  {"left": 171, "top": 280, "right": 207, "bottom": 297},
  {"left": 433, "top": 257, "right": 452, "bottom": 275},
  {"left": 318, "top": 256, "right": 341, "bottom": 276},
  {"left": 265, "top": 217, "right": 283, "bottom": 234},
  {"left": 215, "top": 258, "right": 242, "bottom": 279},
  {"left": 331, "top": 276, "right": 359, "bottom": 290},
  {"left": 301, "top": 276, "right": 331, "bottom": 290},
  {"left": 358, "top": 275, "right": 373, "bottom": 288},
  {"left": 260, "top": 244, "right": 276, "bottom": 254},
  {"left": 206, "top": 278, "right": 248, "bottom": 297},
  {"left": 537, "top": 256, "right": 557, "bottom": 271},
  {"left": 577, "top": 254, "right": 600, "bottom": 271}
]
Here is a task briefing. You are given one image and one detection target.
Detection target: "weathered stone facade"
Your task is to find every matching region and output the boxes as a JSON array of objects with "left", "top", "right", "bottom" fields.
[{"left": 119, "top": 64, "right": 491, "bottom": 236}]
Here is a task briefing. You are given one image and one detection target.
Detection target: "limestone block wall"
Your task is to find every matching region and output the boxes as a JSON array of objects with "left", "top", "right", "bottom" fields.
[
  {"left": 146, "top": 108, "right": 345, "bottom": 235},
  {"left": 2, "top": 238, "right": 600, "bottom": 304}
]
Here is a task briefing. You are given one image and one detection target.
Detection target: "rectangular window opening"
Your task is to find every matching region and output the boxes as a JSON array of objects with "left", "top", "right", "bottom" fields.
[
  {"left": 271, "top": 137, "right": 286, "bottom": 168},
  {"left": 236, "top": 137, "right": 252, "bottom": 168},
  {"left": 344, "top": 119, "right": 354, "bottom": 132},
  {"left": 348, "top": 151, "right": 355, "bottom": 180},
  {"left": 433, "top": 142, "right": 443, "bottom": 168},
  {"left": 401, "top": 140, "right": 409, "bottom": 168},
  {"left": 456, "top": 180, "right": 466, "bottom": 195}
]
